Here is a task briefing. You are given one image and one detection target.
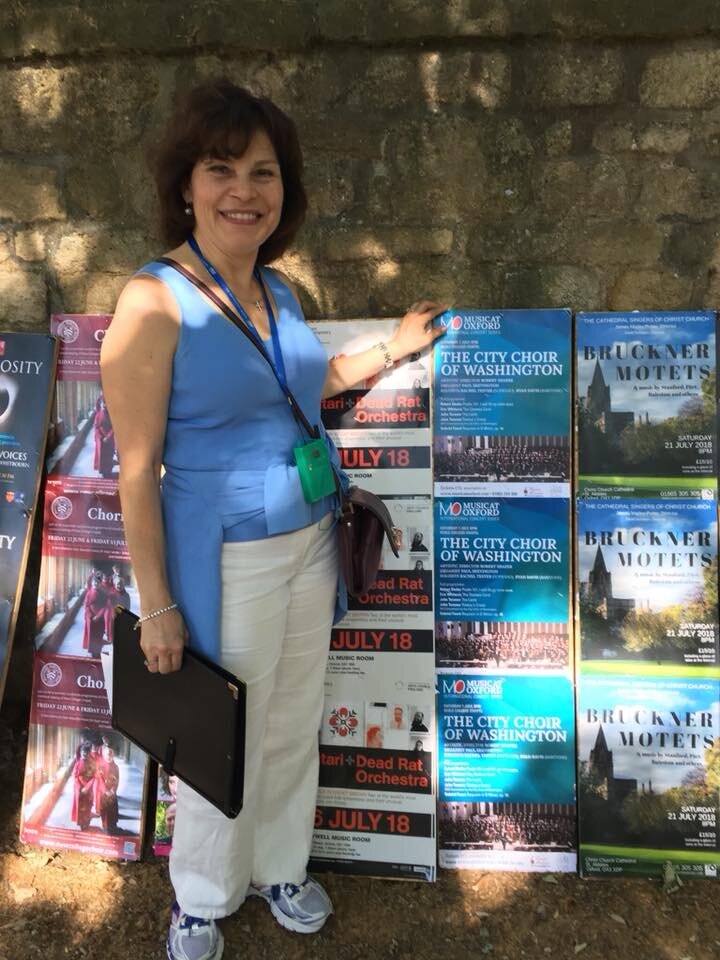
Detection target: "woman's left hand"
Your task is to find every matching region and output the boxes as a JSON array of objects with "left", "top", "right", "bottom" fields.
[{"left": 388, "top": 300, "right": 449, "bottom": 363}]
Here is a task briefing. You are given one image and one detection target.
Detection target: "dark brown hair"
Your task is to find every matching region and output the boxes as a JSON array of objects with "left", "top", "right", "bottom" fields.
[{"left": 151, "top": 79, "right": 307, "bottom": 263}]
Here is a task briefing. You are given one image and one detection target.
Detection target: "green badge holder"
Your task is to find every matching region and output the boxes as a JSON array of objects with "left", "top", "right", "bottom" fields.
[{"left": 294, "top": 437, "right": 337, "bottom": 503}]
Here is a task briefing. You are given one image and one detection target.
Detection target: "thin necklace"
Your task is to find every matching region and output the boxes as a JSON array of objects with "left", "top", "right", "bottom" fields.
[{"left": 232, "top": 287, "right": 264, "bottom": 315}]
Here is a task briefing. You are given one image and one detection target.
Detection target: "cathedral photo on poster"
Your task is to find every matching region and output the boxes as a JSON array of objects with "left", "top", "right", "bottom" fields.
[{"left": 576, "top": 311, "right": 717, "bottom": 485}]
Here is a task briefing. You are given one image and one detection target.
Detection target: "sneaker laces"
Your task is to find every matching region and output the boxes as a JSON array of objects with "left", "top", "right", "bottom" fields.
[
  {"left": 280, "top": 879, "right": 310, "bottom": 899},
  {"left": 178, "top": 911, "right": 214, "bottom": 932}
]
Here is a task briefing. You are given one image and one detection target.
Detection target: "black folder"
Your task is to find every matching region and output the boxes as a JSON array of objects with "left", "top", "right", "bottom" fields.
[{"left": 111, "top": 606, "right": 246, "bottom": 818}]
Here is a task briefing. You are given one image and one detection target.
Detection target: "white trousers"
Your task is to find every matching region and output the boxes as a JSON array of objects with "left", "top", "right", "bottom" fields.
[{"left": 170, "top": 514, "right": 338, "bottom": 918}]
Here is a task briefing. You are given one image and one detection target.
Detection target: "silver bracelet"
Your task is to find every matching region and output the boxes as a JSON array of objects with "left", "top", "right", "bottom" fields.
[
  {"left": 133, "top": 602, "right": 179, "bottom": 630},
  {"left": 376, "top": 341, "right": 394, "bottom": 370}
]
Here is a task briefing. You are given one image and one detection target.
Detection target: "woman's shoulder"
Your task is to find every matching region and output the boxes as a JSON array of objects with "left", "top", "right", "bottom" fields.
[{"left": 114, "top": 248, "right": 186, "bottom": 325}]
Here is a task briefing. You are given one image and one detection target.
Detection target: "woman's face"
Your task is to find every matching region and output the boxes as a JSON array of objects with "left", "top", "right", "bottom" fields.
[{"left": 184, "top": 130, "right": 284, "bottom": 261}]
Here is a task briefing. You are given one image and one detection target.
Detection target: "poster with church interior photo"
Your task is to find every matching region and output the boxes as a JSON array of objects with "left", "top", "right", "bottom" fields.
[
  {"left": 577, "top": 497, "right": 719, "bottom": 668},
  {"left": 576, "top": 311, "right": 717, "bottom": 498},
  {"left": 577, "top": 672, "right": 719, "bottom": 878}
]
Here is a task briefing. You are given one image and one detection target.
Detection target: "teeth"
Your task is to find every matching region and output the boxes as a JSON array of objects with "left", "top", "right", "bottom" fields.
[{"left": 223, "top": 212, "right": 259, "bottom": 222}]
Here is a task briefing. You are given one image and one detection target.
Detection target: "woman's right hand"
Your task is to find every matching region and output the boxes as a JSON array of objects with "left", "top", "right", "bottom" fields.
[{"left": 139, "top": 609, "right": 187, "bottom": 674}]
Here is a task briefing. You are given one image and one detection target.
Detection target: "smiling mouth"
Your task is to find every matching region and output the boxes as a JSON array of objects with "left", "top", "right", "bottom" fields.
[{"left": 220, "top": 211, "right": 262, "bottom": 223}]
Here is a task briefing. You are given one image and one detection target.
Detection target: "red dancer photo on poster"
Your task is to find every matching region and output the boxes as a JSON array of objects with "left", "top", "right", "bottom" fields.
[
  {"left": 92, "top": 395, "right": 116, "bottom": 479},
  {"left": 71, "top": 744, "right": 95, "bottom": 831},
  {"left": 95, "top": 742, "right": 120, "bottom": 835}
]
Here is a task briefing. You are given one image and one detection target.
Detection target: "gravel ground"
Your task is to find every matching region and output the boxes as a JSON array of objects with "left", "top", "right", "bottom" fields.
[{"left": 1, "top": 702, "right": 719, "bottom": 960}]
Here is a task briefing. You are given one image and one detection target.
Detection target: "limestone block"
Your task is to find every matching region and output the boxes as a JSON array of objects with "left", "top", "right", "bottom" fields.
[
  {"left": 0, "top": 161, "right": 63, "bottom": 222},
  {"left": 15, "top": 230, "right": 47, "bottom": 262},
  {"left": 539, "top": 158, "right": 627, "bottom": 219},
  {"left": 492, "top": 119, "right": 534, "bottom": 165},
  {"left": 638, "top": 125, "right": 691, "bottom": 154},
  {"left": 346, "top": 54, "right": 425, "bottom": 111},
  {"left": 319, "top": 226, "right": 454, "bottom": 262},
  {"left": 609, "top": 269, "right": 694, "bottom": 310},
  {"left": 0, "top": 65, "right": 67, "bottom": 153},
  {"left": 572, "top": 223, "right": 668, "bottom": 266},
  {"left": 304, "top": 159, "right": 359, "bottom": 219},
  {"left": 664, "top": 224, "right": 717, "bottom": 269},
  {"left": 58, "top": 272, "right": 127, "bottom": 314},
  {"left": 640, "top": 49, "right": 720, "bottom": 108},
  {"left": 51, "top": 233, "right": 96, "bottom": 277},
  {"left": 0, "top": 264, "right": 47, "bottom": 330},
  {"left": 51, "top": 230, "right": 156, "bottom": 281},
  {"left": 502, "top": 265, "right": 602, "bottom": 310},
  {"left": 299, "top": 112, "right": 387, "bottom": 161},
  {"left": 523, "top": 47, "right": 624, "bottom": 106},
  {"left": 592, "top": 122, "right": 636, "bottom": 153},
  {"left": 468, "top": 223, "right": 567, "bottom": 264},
  {"left": 636, "top": 162, "right": 720, "bottom": 221},
  {"left": 545, "top": 121, "right": 573, "bottom": 156},
  {"left": 414, "top": 51, "right": 510, "bottom": 110},
  {"left": 0, "top": 232, "right": 12, "bottom": 264}
]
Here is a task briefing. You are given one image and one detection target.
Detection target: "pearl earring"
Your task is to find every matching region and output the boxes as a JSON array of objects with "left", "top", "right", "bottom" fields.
[{"left": 184, "top": 202, "right": 193, "bottom": 215}]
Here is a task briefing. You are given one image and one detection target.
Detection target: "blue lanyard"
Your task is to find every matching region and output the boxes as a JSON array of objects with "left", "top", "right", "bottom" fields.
[{"left": 187, "top": 234, "right": 288, "bottom": 389}]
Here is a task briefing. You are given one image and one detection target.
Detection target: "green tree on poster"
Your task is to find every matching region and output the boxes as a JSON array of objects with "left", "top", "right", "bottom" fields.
[
  {"left": 706, "top": 738, "right": 720, "bottom": 793},
  {"left": 620, "top": 558, "right": 717, "bottom": 656}
]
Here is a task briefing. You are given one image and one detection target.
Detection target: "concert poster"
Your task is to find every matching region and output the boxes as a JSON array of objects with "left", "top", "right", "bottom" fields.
[
  {"left": 0, "top": 332, "right": 58, "bottom": 706},
  {"left": 435, "top": 496, "right": 570, "bottom": 624},
  {"left": 309, "top": 320, "right": 437, "bottom": 881},
  {"left": 20, "top": 316, "right": 147, "bottom": 860},
  {"left": 577, "top": 672, "right": 719, "bottom": 878},
  {"left": 576, "top": 311, "right": 717, "bottom": 498},
  {"left": 578, "top": 497, "right": 719, "bottom": 668},
  {"left": 437, "top": 671, "right": 577, "bottom": 872}
]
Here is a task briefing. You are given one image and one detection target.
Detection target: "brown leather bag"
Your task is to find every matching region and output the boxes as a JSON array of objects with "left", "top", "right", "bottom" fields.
[
  {"left": 337, "top": 486, "right": 400, "bottom": 596},
  {"left": 157, "top": 258, "right": 401, "bottom": 598}
]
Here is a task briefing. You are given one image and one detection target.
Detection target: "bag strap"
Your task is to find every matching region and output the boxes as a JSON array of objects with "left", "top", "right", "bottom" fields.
[{"left": 157, "top": 257, "right": 318, "bottom": 440}]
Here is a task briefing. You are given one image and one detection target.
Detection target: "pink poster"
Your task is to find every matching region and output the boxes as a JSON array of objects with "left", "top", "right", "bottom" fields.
[{"left": 21, "top": 315, "right": 147, "bottom": 861}]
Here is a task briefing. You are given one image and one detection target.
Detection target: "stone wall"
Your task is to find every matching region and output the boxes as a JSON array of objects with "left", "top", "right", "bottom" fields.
[{"left": 2, "top": 0, "right": 720, "bottom": 329}]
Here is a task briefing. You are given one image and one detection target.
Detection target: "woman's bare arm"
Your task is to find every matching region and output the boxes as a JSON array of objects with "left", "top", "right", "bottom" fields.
[
  {"left": 323, "top": 300, "right": 448, "bottom": 398},
  {"left": 271, "top": 269, "right": 448, "bottom": 398},
  {"left": 100, "top": 276, "right": 186, "bottom": 674}
]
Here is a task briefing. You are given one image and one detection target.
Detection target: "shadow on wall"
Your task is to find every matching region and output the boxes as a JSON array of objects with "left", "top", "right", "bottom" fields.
[{"left": 3, "top": 31, "right": 720, "bottom": 331}]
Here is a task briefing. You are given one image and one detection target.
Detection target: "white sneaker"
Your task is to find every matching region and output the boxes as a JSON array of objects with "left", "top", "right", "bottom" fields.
[
  {"left": 166, "top": 902, "right": 224, "bottom": 960},
  {"left": 248, "top": 877, "right": 333, "bottom": 933}
]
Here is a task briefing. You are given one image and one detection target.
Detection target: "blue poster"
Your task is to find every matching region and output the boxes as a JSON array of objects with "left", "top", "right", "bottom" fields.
[
  {"left": 437, "top": 673, "right": 576, "bottom": 804},
  {"left": 435, "top": 497, "right": 570, "bottom": 622},
  {"left": 434, "top": 309, "right": 571, "bottom": 437}
]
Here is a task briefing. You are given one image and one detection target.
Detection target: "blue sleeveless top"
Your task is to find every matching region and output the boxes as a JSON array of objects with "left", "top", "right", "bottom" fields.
[{"left": 136, "top": 260, "right": 347, "bottom": 661}]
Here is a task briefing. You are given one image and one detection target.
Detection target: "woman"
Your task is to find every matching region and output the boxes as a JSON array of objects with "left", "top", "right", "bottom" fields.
[{"left": 101, "top": 78, "right": 445, "bottom": 960}]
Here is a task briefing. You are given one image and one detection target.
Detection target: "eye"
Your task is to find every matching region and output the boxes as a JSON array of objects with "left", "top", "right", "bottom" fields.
[
  {"left": 255, "top": 168, "right": 277, "bottom": 178},
  {"left": 207, "top": 162, "right": 231, "bottom": 174}
]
